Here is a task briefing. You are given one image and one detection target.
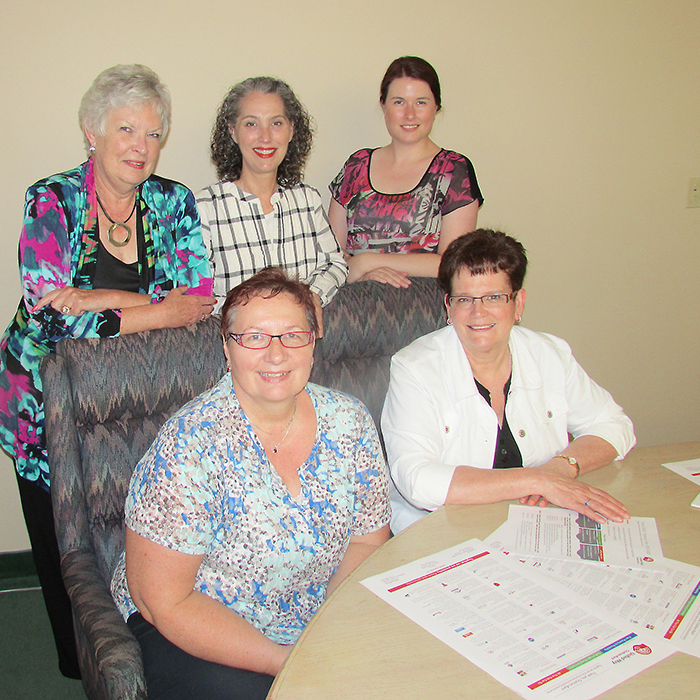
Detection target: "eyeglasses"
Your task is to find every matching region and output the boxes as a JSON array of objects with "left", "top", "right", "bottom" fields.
[
  {"left": 226, "top": 331, "right": 315, "bottom": 349},
  {"left": 448, "top": 292, "right": 516, "bottom": 308}
]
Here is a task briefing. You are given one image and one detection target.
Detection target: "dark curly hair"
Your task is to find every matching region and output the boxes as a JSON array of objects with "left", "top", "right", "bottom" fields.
[{"left": 210, "top": 77, "right": 314, "bottom": 188}]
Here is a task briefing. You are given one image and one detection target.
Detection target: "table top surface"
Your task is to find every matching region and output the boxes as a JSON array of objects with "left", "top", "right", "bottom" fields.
[{"left": 268, "top": 442, "right": 700, "bottom": 700}]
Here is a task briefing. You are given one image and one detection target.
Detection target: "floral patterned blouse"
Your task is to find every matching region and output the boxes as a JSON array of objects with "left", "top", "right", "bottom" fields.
[
  {"left": 0, "top": 159, "right": 212, "bottom": 489},
  {"left": 111, "top": 377, "right": 391, "bottom": 645},
  {"left": 329, "top": 148, "right": 483, "bottom": 254}
]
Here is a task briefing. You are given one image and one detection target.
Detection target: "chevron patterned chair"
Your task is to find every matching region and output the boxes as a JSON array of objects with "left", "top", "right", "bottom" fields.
[{"left": 40, "top": 278, "right": 445, "bottom": 700}]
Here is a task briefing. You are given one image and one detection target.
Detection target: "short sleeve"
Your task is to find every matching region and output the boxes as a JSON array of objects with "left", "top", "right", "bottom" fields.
[
  {"left": 328, "top": 166, "right": 346, "bottom": 204},
  {"left": 442, "top": 153, "right": 484, "bottom": 216},
  {"left": 328, "top": 150, "right": 371, "bottom": 207},
  {"left": 125, "top": 409, "right": 223, "bottom": 555}
]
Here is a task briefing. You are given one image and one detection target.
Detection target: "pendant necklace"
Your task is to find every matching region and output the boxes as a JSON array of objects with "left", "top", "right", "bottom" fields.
[
  {"left": 250, "top": 396, "right": 298, "bottom": 454},
  {"left": 96, "top": 190, "right": 138, "bottom": 247}
]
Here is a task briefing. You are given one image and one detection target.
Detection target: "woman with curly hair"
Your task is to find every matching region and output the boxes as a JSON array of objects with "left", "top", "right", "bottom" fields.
[{"left": 197, "top": 77, "right": 347, "bottom": 325}]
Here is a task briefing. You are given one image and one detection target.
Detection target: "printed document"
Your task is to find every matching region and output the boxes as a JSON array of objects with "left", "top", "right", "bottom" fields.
[
  {"left": 662, "top": 458, "right": 700, "bottom": 487},
  {"left": 486, "top": 528, "right": 700, "bottom": 658},
  {"left": 499, "top": 505, "right": 664, "bottom": 569},
  {"left": 362, "top": 539, "right": 672, "bottom": 700}
]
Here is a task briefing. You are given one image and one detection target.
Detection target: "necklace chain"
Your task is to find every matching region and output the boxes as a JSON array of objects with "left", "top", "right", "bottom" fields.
[
  {"left": 95, "top": 190, "right": 138, "bottom": 248},
  {"left": 249, "top": 396, "right": 298, "bottom": 454}
]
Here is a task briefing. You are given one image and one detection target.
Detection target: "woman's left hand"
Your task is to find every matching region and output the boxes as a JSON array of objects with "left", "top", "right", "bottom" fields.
[
  {"left": 521, "top": 437, "right": 621, "bottom": 511},
  {"left": 357, "top": 267, "right": 411, "bottom": 288},
  {"left": 157, "top": 287, "right": 215, "bottom": 327},
  {"left": 523, "top": 467, "right": 629, "bottom": 524},
  {"left": 519, "top": 456, "right": 578, "bottom": 507}
]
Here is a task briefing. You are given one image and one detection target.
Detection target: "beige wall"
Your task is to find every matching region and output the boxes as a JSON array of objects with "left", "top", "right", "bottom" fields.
[{"left": 2, "top": 1, "right": 698, "bottom": 551}]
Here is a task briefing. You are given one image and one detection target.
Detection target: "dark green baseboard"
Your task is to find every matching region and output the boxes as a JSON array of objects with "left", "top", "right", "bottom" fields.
[{"left": 0, "top": 550, "right": 39, "bottom": 590}]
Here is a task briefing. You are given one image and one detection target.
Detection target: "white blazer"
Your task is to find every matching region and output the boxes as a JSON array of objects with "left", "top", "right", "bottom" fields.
[{"left": 381, "top": 325, "right": 636, "bottom": 533}]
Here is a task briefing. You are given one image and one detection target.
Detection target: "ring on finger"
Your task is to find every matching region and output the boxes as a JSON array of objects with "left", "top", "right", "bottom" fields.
[{"left": 61, "top": 305, "right": 71, "bottom": 314}]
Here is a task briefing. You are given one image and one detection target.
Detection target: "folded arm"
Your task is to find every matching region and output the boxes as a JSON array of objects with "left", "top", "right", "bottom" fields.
[
  {"left": 32, "top": 285, "right": 215, "bottom": 335},
  {"left": 330, "top": 199, "right": 479, "bottom": 287},
  {"left": 446, "top": 458, "right": 628, "bottom": 525},
  {"left": 383, "top": 348, "right": 630, "bottom": 526},
  {"left": 22, "top": 182, "right": 214, "bottom": 340}
]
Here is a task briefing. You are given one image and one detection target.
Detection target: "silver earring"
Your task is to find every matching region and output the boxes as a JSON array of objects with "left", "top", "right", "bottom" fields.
[
  {"left": 517, "top": 315, "right": 522, "bottom": 323},
  {"left": 89, "top": 145, "right": 95, "bottom": 154},
  {"left": 447, "top": 318, "right": 453, "bottom": 325}
]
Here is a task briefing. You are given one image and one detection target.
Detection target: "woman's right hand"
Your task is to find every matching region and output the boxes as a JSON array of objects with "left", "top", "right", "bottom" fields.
[
  {"left": 159, "top": 286, "right": 216, "bottom": 327},
  {"left": 32, "top": 286, "right": 121, "bottom": 316},
  {"left": 346, "top": 253, "right": 411, "bottom": 287}
]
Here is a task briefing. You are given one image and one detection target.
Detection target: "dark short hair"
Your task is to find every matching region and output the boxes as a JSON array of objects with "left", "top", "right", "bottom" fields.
[
  {"left": 379, "top": 56, "right": 442, "bottom": 110},
  {"left": 210, "top": 77, "right": 314, "bottom": 187},
  {"left": 220, "top": 267, "right": 319, "bottom": 337},
  {"left": 438, "top": 229, "right": 528, "bottom": 296}
]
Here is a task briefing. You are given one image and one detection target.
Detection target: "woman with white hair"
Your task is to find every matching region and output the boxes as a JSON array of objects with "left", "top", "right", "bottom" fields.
[{"left": 0, "top": 63, "right": 213, "bottom": 678}]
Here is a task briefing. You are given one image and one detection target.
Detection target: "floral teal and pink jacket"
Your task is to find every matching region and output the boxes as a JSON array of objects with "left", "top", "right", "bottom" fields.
[{"left": 0, "top": 159, "right": 212, "bottom": 490}]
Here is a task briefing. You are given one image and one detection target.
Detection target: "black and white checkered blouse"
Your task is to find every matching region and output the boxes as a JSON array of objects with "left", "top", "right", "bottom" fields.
[{"left": 197, "top": 182, "right": 347, "bottom": 309}]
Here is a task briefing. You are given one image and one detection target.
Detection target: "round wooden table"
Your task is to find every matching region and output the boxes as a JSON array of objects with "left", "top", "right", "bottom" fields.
[{"left": 268, "top": 443, "right": 700, "bottom": 700}]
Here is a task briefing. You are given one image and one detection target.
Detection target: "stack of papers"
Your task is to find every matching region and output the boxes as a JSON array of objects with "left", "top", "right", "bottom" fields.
[
  {"left": 362, "top": 503, "right": 700, "bottom": 699},
  {"left": 487, "top": 507, "right": 700, "bottom": 657}
]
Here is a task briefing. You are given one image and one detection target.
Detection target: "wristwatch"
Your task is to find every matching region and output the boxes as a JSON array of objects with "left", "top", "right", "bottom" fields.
[{"left": 554, "top": 454, "right": 580, "bottom": 477}]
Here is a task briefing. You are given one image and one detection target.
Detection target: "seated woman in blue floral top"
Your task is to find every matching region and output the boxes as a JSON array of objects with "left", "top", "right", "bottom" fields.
[{"left": 111, "top": 267, "right": 391, "bottom": 700}]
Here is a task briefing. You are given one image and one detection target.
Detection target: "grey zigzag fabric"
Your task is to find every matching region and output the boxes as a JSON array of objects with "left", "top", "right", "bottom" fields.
[
  {"left": 43, "top": 320, "right": 227, "bottom": 700},
  {"left": 43, "top": 354, "right": 146, "bottom": 700},
  {"left": 319, "top": 278, "right": 445, "bottom": 363},
  {"left": 41, "top": 277, "right": 446, "bottom": 700},
  {"left": 314, "top": 278, "right": 446, "bottom": 424}
]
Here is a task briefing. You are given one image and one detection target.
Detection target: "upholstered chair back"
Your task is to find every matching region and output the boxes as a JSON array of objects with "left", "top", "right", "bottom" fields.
[
  {"left": 312, "top": 278, "right": 446, "bottom": 424},
  {"left": 41, "top": 278, "right": 445, "bottom": 700}
]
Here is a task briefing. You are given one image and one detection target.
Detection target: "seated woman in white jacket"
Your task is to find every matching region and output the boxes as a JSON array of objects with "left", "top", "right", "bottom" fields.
[{"left": 381, "top": 229, "right": 636, "bottom": 534}]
